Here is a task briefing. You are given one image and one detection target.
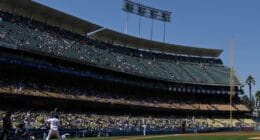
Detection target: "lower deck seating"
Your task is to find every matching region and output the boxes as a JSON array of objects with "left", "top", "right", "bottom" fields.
[{"left": 0, "top": 111, "right": 255, "bottom": 130}]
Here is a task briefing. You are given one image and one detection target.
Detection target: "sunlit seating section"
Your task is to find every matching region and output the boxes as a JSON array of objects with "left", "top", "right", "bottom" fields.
[{"left": 0, "top": 10, "right": 242, "bottom": 86}]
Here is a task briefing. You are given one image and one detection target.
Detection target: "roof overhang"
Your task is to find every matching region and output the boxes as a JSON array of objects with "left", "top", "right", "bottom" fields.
[{"left": 0, "top": 0, "right": 102, "bottom": 34}]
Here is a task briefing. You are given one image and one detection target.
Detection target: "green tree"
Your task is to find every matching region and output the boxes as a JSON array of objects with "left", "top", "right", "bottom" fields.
[
  {"left": 246, "top": 75, "right": 256, "bottom": 110},
  {"left": 256, "top": 90, "right": 260, "bottom": 100},
  {"left": 241, "top": 95, "right": 250, "bottom": 109}
]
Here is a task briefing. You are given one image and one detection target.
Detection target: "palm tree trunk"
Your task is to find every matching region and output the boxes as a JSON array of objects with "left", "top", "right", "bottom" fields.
[{"left": 249, "top": 84, "right": 252, "bottom": 101}]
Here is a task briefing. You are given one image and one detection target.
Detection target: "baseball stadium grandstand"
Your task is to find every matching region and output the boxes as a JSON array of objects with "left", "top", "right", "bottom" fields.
[{"left": 0, "top": 0, "right": 256, "bottom": 139}]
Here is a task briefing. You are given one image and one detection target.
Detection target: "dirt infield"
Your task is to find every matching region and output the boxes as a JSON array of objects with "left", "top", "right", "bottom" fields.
[
  {"left": 248, "top": 138, "right": 260, "bottom": 140},
  {"left": 184, "top": 131, "right": 260, "bottom": 136},
  {"left": 66, "top": 131, "right": 260, "bottom": 140},
  {"left": 116, "top": 131, "right": 260, "bottom": 140}
]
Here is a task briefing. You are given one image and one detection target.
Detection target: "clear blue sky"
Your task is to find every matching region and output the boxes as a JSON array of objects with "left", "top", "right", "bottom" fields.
[{"left": 35, "top": 0, "right": 260, "bottom": 97}]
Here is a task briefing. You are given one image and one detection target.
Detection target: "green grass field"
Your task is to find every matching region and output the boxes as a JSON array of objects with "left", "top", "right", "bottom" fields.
[{"left": 63, "top": 132, "right": 260, "bottom": 140}]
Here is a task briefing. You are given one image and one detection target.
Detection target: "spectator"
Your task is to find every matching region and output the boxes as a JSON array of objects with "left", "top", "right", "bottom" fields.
[{"left": 0, "top": 111, "right": 12, "bottom": 140}]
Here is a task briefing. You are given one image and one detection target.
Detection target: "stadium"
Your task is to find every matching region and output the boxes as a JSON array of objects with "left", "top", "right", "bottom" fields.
[{"left": 0, "top": 0, "right": 259, "bottom": 140}]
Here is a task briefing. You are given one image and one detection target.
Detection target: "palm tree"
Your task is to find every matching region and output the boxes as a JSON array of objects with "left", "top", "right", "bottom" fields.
[{"left": 246, "top": 75, "right": 256, "bottom": 110}]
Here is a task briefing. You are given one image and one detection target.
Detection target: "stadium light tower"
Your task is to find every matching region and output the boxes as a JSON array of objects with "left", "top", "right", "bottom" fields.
[
  {"left": 122, "top": 0, "right": 172, "bottom": 42},
  {"left": 137, "top": 0, "right": 143, "bottom": 38}
]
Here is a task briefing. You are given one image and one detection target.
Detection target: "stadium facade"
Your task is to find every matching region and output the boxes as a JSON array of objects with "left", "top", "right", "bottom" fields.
[{"left": 0, "top": 0, "right": 255, "bottom": 138}]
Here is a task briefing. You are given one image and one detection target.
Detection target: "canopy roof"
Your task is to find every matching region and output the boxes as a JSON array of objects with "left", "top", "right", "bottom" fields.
[
  {"left": 90, "top": 29, "right": 223, "bottom": 57},
  {"left": 0, "top": 0, "right": 223, "bottom": 57}
]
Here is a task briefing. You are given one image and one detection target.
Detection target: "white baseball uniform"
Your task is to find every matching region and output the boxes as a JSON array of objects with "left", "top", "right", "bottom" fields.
[{"left": 46, "top": 118, "right": 62, "bottom": 140}]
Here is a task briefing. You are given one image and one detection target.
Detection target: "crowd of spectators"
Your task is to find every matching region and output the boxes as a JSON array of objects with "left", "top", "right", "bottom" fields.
[
  {"left": 0, "top": 110, "right": 199, "bottom": 131},
  {"left": 0, "top": 110, "right": 255, "bottom": 132},
  {"left": 0, "top": 10, "right": 240, "bottom": 86}
]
